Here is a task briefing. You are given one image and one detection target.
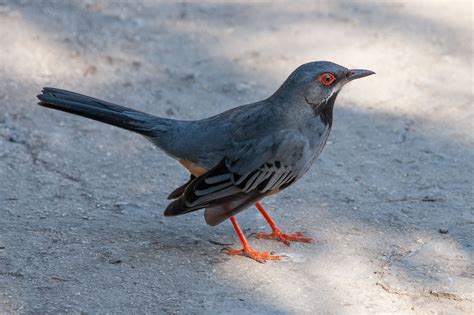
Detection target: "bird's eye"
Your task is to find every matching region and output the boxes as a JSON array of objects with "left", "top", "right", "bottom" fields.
[{"left": 319, "top": 73, "right": 336, "bottom": 86}]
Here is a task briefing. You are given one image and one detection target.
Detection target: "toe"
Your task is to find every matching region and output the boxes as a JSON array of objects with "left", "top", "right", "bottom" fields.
[
  {"left": 253, "top": 230, "right": 313, "bottom": 244},
  {"left": 286, "top": 234, "right": 313, "bottom": 243},
  {"left": 222, "top": 246, "right": 282, "bottom": 263}
]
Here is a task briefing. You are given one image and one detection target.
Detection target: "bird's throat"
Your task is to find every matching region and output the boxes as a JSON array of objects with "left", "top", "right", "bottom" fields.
[{"left": 306, "top": 92, "right": 338, "bottom": 126}]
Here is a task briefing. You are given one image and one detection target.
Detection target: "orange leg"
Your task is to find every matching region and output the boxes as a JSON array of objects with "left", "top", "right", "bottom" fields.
[
  {"left": 222, "top": 216, "right": 282, "bottom": 263},
  {"left": 254, "top": 202, "right": 313, "bottom": 246}
]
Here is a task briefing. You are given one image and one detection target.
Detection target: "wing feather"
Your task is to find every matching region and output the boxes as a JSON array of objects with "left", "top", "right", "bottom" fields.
[{"left": 164, "top": 130, "right": 311, "bottom": 223}]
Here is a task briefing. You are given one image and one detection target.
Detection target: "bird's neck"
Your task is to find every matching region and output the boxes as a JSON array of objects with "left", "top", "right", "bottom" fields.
[{"left": 267, "top": 88, "right": 338, "bottom": 128}]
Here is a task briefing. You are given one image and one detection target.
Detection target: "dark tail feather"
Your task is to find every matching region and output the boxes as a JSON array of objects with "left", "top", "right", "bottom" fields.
[
  {"left": 167, "top": 174, "right": 196, "bottom": 200},
  {"left": 37, "top": 87, "right": 161, "bottom": 137},
  {"left": 203, "top": 192, "right": 262, "bottom": 226}
]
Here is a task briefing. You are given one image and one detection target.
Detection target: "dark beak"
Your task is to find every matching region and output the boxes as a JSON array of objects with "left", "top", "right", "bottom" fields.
[{"left": 346, "top": 69, "right": 375, "bottom": 81}]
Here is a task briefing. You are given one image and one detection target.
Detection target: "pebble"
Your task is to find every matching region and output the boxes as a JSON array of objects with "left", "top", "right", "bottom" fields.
[{"left": 439, "top": 228, "right": 449, "bottom": 234}]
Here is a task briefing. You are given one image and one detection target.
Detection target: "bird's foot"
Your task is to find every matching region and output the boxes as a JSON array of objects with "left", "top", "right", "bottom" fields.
[
  {"left": 222, "top": 246, "right": 283, "bottom": 263},
  {"left": 254, "top": 229, "right": 313, "bottom": 246}
]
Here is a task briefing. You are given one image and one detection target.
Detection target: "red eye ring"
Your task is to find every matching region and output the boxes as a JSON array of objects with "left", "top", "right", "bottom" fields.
[{"left": 319, "top": 73, "right": 336, "bottom": 86}]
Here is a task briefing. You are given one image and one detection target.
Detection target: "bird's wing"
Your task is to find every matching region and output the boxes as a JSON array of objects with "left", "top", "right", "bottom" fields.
[
  {"left": 167, "top": 174, "right": 195, "bottom": 200},
  {"left": 164, "top": 130, "right": 311, "bottom": 223}
]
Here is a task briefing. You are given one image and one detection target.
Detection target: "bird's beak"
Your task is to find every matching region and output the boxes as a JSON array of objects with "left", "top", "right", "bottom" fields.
[{"left": 346, "top": 69, "right": 375, "bottom": 81}]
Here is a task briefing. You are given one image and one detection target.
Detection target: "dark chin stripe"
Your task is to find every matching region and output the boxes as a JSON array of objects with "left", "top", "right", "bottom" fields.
[
  {"left": 319, "top": 92, "right": 338, "bottom": 126},
  {"left": 304, "top": 91, "right": 338, "bottom": 120}
]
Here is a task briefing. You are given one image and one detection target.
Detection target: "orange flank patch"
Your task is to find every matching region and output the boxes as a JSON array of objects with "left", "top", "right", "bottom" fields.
[{"left": 179, "top": 159, "right": 208, "bottom": 176}]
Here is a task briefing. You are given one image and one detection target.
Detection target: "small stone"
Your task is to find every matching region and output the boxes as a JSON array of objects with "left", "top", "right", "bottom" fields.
[
  {"left": 166, "top": 108, "right": 175, "bottom": 116},
  {"left": 83, "top": 65, "right": 97, "bottom": 77},
  {"left": 109, "top": 259, "right": 122, "bottom": 264},
  {"left": 415, "top": 238, "right": 424, "bottom": 244},
  {"left": 181, "top": 73, "right": 196, "bottom": 82},
  {"left": 439, "top": 228, "right": 448, "bottom": 234}
]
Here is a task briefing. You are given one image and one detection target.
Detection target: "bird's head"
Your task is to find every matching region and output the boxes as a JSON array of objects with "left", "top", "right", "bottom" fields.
[{"left": 273, "top": 61, "right": 375, "bottom": 109}]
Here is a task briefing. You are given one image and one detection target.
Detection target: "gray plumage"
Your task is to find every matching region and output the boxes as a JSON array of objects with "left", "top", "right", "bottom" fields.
[{"left": 37, "top": 61, "right": 374, "bottom": 226}]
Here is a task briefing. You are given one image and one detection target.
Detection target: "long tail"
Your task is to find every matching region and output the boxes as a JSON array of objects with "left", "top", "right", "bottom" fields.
[{"left": 37, "top": 87, "right": 163, "bottom": 137}]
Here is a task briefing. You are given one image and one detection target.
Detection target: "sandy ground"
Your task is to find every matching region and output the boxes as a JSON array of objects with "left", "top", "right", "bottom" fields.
[{"left": 0, "top": 1, "right": 472, "bottom": 314}]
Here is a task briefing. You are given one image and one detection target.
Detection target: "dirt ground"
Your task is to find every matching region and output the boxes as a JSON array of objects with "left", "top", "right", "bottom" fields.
[{"left": 0, "top": 1, "right": 472, "bottom": 314}]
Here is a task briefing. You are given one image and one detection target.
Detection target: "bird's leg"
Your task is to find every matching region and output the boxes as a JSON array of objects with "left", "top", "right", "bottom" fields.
[
  {"left": 254, "top": 202, "right": 313, "bottom": 245},
  {"left": 222, "top": 216, "right": 282, "bottom": 263}
]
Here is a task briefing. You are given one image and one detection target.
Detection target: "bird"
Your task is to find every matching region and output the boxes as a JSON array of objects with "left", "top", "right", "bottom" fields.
[{"left": 37, "top": 61, "right": 374, "bottom": 263}]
